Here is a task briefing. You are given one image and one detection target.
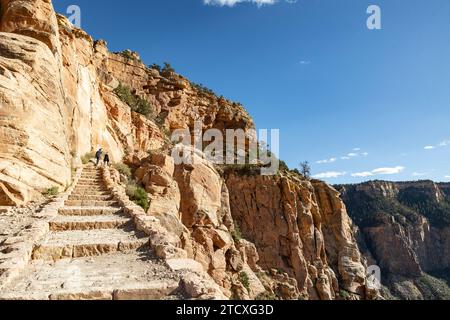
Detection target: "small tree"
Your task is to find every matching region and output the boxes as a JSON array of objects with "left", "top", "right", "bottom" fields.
[
  {"left": 149, "top": 63, "right": 161, "bottom": 72},
  {"left": 162, "top": 62, "right": 175, "bottom": 73},
  {"left": 300, "top": 161, "right": 311, "bottom": 179}
]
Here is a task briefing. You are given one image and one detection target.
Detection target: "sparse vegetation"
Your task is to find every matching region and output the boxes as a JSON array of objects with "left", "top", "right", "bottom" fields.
[
  {"left": 290, "top": 168, "right": 303, "bottom": 177},
  {"left": 113, "top": 163, "right": 132, "bottom": 179},
  {"left": 415, "top": 273, "right": 450, "bottom": 300},
  {"left": 339, "top": 289, "right": 351, "bottom": 300},
  {"left": 338, "top": 182, "right": 450, "bottom": 229},
  {"left": 398, "top": 187, "right": 450, "bottom": 227},
  {"left": 256, "top": 291, "right": 277, "bottom": 300},
  {"left": 190, "top": 81, "right": 215, "bottom": 96},
  {"left": 113, "top": 83, "right": 153, "bottom": 119},
  {"left": 279, "top": 160, "right": 289, "bottom": 172},
  {"left": 162, "top": 62, "right": 175, "bottom": 73},
  {"left": 43, "top": 187, "right": 59, "bottom": 197},
  {"left": 149, "top": 63, "right": 162, "bottom": 72},
  {"left": 126, "top": 181, "right": 149, "bottom": 212},
  {"left": 220, "top": 164, "right": 262, "bottom": 177},
  {"left": 81, "top": 152, "right": 96, "bottom": 165},
  {"left": 232, "top": 223, "right": 243, "bottom": 243},
  {"left": 299, "top": 161, "right": 311, "bottom": 179},
  {"left": 239, "top": 272, "right": 251, "bottom": 292},
  {"left": 118, "top": 50, "right": 140, "bottom": 62}
]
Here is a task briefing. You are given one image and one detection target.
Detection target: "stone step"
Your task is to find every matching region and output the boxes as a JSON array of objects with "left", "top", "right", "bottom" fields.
[
  {"left": 77, "top": 177, "right": 103, "bottom": 181},
  {"left": 70, "top": 194, "right": 112, "bottom": 199},
  {"left": 73, "top": 185, "right": 107, "bottom": 189},
  {"left": 49, "top": 215, "right": 131, "bottom": 231},
  {"left": 71, "top": 190, "right": 111, "bottom": 196},
  {"left": 0, "top": 252, "right": 181, "bottom": 300},
  {"left": 64, "top": 200, "right": 119, "bottom": 207},
  {"left": 76, "top": 181, "right": 104, "bottom": 186},
  {"left": 32, "top": 229, "right": 149, "bottom": 261},
  {"left": 72, "top": 189, "right": 109, "bottom": 194},
  {"left": 68, "top": 195, "right": 113, "bottom": 201},
  {"left": 59, "top": 207, "right": 122, "bottom": 216},
  {"left": 78, "top": 176, "right": 102, "bottom": 180}
]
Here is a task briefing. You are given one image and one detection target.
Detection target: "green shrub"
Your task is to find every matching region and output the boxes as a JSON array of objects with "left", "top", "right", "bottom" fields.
[
  {"left": 220, "top": 164, "right": 262, "bottom": 177},
  {"left": 162, "top": 62, "right": 175, "bottom": 73},
  {"left": 81, "top": 151, "right": 96, "bottom": 165},
  {"left": 43, "top": 187, "right": 59, "bottom": 197},
  {"left": 113, "top": 163, "right": 132, "bottom": 179},
  {"left": 414, "top": 273, "right": 450, "bottom": 300},
  {"left": 114, "top": 83, "right": 153, "bottom": 118},
  {"left": 290, "top": 168, "right": 302, "bottom": 177},
  {"left": 190, "top": 81, "right": 215, "bottom": 96},
  {"left": 239, "top": 272, "right": 250, "bottom": 292},
  {"left": 339, "top": 289, "right": 351, "bottom": 300},
  {"left": 232, "top": 223, "right": 243, "bottom": 243},
  {"left": 126, "top": 181, "right": 149, "bottom": 212},
  {"left": 278, "top": 160, "right": 289, "bottom": 172},
  {"left": 119, "top": 50, "right": 140, "bottom": 62},
  {"left": 256, "top": 291, "right": 277, "bottom": 301},
  {"left": 149, "top": 63, "right": 161, "bottom": 72}
]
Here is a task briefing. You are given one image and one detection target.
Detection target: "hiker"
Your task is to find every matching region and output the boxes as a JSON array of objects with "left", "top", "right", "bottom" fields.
[
  {"left": 95, "top": 148, "right": 102, "bottom": 166},
  {"left": 103, "top": 152, "right": 110, "bottom": 167}
]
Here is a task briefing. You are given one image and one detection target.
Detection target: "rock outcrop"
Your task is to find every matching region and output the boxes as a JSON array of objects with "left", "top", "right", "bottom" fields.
[
  {"left": 338, "top": 180, "right": 450, "bottom": 299},
  {"left": 225, "top": 172, "right": 371, "bottom": 299}
]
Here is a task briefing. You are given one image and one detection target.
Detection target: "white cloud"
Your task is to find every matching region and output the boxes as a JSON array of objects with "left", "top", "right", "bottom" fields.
[
  {"left": 313, "top": 171, "right": 347, "bottom": 179},
  {"left": 316, "top": 157, "right": 337, "bottom": 164},
  {"left": 351, "top": 172, "right": 373, "bottom": 178},
  {"left": 372, "top": 166, "right": 405, "bottom": 175},
  {"left": 299, "top": 60, "right": 311, "bottom": 65},
  {"left": 318, "top": 149, "right": 369, "bottom": 164},
  {"left": 351, "top": 166, "right": 405, "bottom": 178},
  {"left": 445, "top": 175, "right": 450, "bottom": 179},
  {"left": 203, "top": 0, "right": 276, "bottom": 7},
  {"left": 424, "top": 139, "right": 450, "bottom": 150}
]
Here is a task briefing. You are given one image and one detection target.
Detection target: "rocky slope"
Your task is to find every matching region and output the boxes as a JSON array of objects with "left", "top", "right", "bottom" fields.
[
  {"left": 0, "top": 0, "right": 376, "bottom": 300},
  {"left": 338, "top": 180, "right": 450, "bottom": 299}
]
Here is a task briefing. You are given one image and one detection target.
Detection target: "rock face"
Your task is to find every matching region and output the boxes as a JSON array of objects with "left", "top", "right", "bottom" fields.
[
  {"left": 224, "top": 172, "right": 371, "bottom": 300},
  {"left": 134, "top": 148, "right": 266, "bottom": 299},
  {"left": 0, "top": 0, "right": 377, "bottom": 300},
  {"left": 338, "top": 180, "right": 450, "bottom": 299}
]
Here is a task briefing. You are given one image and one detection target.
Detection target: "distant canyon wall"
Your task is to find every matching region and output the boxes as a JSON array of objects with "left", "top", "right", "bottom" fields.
[{"left": 339, "top": 181, "right": 450, "bottom": 280}]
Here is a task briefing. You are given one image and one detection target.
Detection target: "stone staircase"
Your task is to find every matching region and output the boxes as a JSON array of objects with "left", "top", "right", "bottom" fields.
[{"left": 0, "top": 165, "right": 184, "bottom": 300}]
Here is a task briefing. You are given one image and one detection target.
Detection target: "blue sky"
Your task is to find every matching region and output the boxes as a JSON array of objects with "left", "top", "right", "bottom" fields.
[{"left": 54, "top": 0, "right": 450, "bottom": 183}]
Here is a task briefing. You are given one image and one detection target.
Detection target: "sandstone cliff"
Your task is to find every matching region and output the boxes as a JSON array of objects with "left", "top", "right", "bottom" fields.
[
  {"left": 0, "top": 0, "right": 252, "bottom": 206},
  {"left": 0, "top": 0, "right": 375, "bottom": 300},
  {"left": 338, "top": 180, "right": 450, "bottom": 299}
]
